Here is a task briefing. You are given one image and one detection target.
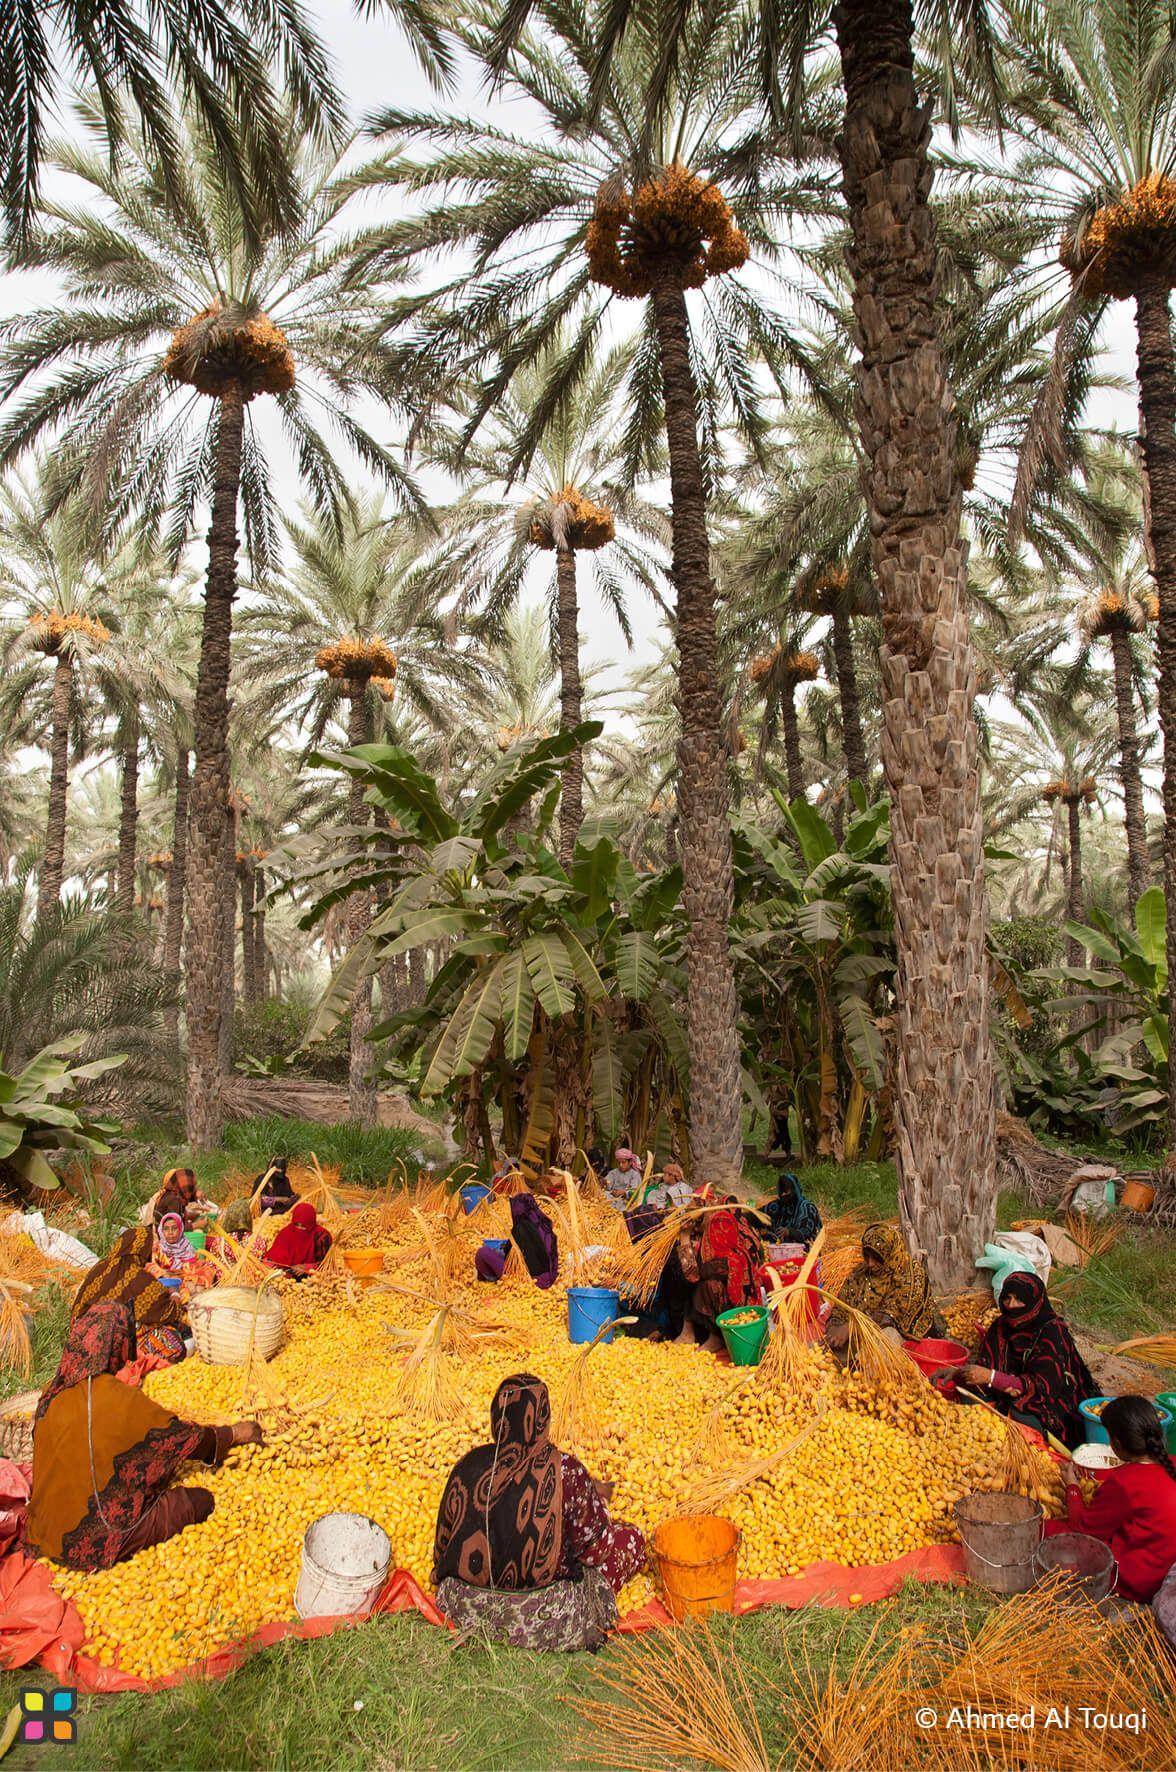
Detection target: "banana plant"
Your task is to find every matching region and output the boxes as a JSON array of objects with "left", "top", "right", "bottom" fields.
[
  {"left": 298, "top": 728, "right": 688, "bottom": 1171},
  {"left": 0, "top": 1036, "right": 123, "bottom": 1194}
]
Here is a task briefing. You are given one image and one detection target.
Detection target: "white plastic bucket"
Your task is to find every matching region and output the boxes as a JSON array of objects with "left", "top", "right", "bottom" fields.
[{"left": 293, "top": 1512, "right": 391, "bottom": 1620}]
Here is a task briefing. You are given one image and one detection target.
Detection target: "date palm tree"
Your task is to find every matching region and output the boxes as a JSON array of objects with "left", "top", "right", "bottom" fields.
[
  {"left": 364, "top": 0, "right": 833, "bottom": 1188},
  {"left": 994, "top": 0, "right": 1176, "bottom": 1142},
  {"left": 0, "top": 108, "right": 422, "bottom": 1147}
]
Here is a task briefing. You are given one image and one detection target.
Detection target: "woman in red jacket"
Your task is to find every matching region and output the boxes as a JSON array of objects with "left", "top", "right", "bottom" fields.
[{"left": 1056, "top": 1395, "right": 1176, "bottom": 1603}]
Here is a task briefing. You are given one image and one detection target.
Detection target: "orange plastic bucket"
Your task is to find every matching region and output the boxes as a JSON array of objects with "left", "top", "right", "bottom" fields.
[
  {"left": 651, "top": 1514, "right": 739, "bottom": 1620},
  {"left": 1121, "top": 1179, "right": 1155, "bottom": 1213},
  {"left": 343, "top": 1249, "right": 385, "bottom": 1279}
]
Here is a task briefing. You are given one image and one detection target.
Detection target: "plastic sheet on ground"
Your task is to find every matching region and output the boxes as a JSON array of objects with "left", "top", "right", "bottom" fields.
[{"left": 0, "top": 1541, "right": 968, "bottom": 1693}]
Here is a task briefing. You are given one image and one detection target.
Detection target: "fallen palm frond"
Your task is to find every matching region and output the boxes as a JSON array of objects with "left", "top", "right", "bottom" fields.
[
  {"left": 683, "top": 1401, "right": 827, "bottom": 1512},
  {"left": 1111, "top": 1334, "right": 1176, "bottom": 1370},
  {"left": 573, "top": 1621, "right": 771, "bottom": 1772},
  {"left": 551, "top": 1313, "right": 636, "bottom": 1457}
]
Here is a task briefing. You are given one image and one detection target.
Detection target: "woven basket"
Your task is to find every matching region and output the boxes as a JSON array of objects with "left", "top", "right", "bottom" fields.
[
  {"left": 0, "top": 1389, "right": 40, "bottom": 1462},
  {"left": 188, "top": 1286, "right": 284, "bottom": 1366}
]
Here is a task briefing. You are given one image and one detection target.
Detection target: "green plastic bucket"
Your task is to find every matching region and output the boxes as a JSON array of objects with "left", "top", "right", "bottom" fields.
[
  {"left": 187, "top": 1230, "right": 207, "bottom": 1252},
  {"left": 1157, "top": 1393, "right": 1176, "bottom": 1455},
  {"left": 717, "top": 1305, "right": 770, "bottom": 1367}
]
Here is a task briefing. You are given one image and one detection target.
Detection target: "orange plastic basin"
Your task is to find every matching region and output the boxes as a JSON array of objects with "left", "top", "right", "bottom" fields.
[
  {"left": 651, "top": 1514, "right": 739, "bottom": 1621},
  {"left": 343, "top": 1249, "right": 385, "bottom": 1278}
]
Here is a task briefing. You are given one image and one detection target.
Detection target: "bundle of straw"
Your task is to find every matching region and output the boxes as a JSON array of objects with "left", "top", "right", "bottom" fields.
[
  {"left": 1111, "top": 1334, "right": 1176, "bottom": 1370},
  {"left": 573, "top": 1621, "right": 771, "bottom": 1772},
  {"left": 682, "top": 1402, "right": 826, "bottom": 1512},
  {"left": 551, "top": 1314, "right": 636, "bottom": 1458},
  {"left": 391, "top": 1309, "right": 469, "bottom": 1423},
  {"left": 777, "top": 1612, "right": 930, "bottom": 1772}
]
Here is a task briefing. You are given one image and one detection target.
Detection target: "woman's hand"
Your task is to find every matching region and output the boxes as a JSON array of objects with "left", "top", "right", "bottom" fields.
[
  {"left": 231, "top": 1419, "right": 264, "bottom": 1447},
  {"left": 958, "top": 1364, "right": 992, "bottom": 1388},
  {"left": 825, "top": 1319, "right": 849, "bottom": 1353}
]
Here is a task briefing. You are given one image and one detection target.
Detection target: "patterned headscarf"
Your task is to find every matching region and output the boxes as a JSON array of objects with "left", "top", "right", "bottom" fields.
[
  {"left": 37, "top": 1302, "right": 136, "bottom": 1422},
  {"left": 763, "top": 1173, "right": 821, "bottom": 1246},
  {"left": 433, "top": 1373, "right": 563, "bottom": 1591},
  {"left": 976, "top": 1272, "right": 1095, "bottom": 1445},
  {"left": 839, "top": 1223, "right": 937, "bottom": 1339}
]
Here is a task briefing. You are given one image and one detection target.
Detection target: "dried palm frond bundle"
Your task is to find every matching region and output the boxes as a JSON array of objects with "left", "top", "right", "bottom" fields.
[
  {"left": 28, "top": 610, "right": 110, "bottom": 652},
  {"left": 410, "top": 1172, "right": 454, "bottom": 1215},
  {"left": 818, "top": 1207, "right": 871, "bottom": 1251},
  {"left": 683, "top": 1403, "right": 826, "bottom": 1513},
  {"left": 1061, "top": 173, "right": 1176, "bottom": 301},
  {"left": 527, "top": 485, "right": 615, "bottom": 551},
  {"left": 552, "top": 1314, "right": 635, "bottom": 1458},
  {"left": 780, "top": 1611, "right": 930, "bottom": 1772},
  {"left": 587, "top": 163, "right": 749, "bottom": 298},
  {"left": 1111, "top": 1333, "right": 1176, "bottom": 1369},
  {"left": 573, "top": 1620, "right": 771, "bottom": 1772},
  {"left": 1079, "top": 586, "right": 1158, "bottom": 640},
  {"left": 163, "top": 300, "right": 294, "bottom": 397},
  {"left": 0, "top": 1278, "right": 33, "bottom": 1376},
  {"left": 1063, "top": 1209, "right": 1120, "bottom": 1268},
  {"left": 995, "top": 1414, "right": 1064, "bottom": 1503},
  {"left": 314, "top": 636, "right": 398, "bottom": 683},
  {"left": 818, "top": 1245, "right": 859, "bottom": 1300},
  {"left": 391, "top": 1309, "right": 470, "bottom": 1424}
]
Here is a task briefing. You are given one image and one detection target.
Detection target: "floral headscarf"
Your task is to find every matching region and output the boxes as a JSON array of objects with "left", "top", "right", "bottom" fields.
[{"left": 839, "top": 1223, "right": 936, "bottom": 1339}]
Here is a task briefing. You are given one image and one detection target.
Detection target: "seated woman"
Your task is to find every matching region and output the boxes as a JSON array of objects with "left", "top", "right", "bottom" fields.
[
  {"left": 944, "top": 1272, "right": 1095, "bottom": 1449},
  {"left": 637, "top": 1163, "right": 693, "bottom": 1213},
  {"left": 149, "top": 1212, "right": 196, "bottom": 1277},
  {"left": 677, "top": 1199, "right": 760, "bottom": 1353},
  {"left": 70, "top": 1200, "right": 188, "bottom": 1346},
  {"left": 254, "top": 1157, "right": 297, "bottom": 1218},
  {"left": 263, "top": 1201, "right": 332, "bottom": 1275},
  {"left": 433, "top": 1373, "right": 644, "bottom": 1651},
  {"left": 827, "top": 1223, "right": 939, "bottom": 1352},
  {"left": 474, "top": 1193, "right": 559, "bottom": 1288},
  {"left": 1046, "top": 1396, "right": 1176, "bottom": 1601},
  {"left": 26, "top": 1303, "right": 261, "bottom": 1571},
  {"left": 762, "top": 1172, "right": 821, "bottom": 1248},
  {"left": 140, "top": 1168, "right": 215, "bottom": 1232}
]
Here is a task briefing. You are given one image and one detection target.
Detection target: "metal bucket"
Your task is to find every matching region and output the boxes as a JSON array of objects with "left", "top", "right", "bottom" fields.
[
  {"left": 953, "top": 1491, "right": 1043, "bottom": 1595},
  {"left": 294, "top": 1512, "right": 391, "bottom": 1620},
  {"left": 1034, "top": 1532, "right": 1117, "bottom": 1603}
]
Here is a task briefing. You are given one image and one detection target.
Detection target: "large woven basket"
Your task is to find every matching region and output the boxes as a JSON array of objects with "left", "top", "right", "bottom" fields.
[
  {"left": 0, "top": 1390, "right": 40, "bottom": 1462},
  {"left": 188, "top": 1286, "right": 284, "bottom": 1366}
]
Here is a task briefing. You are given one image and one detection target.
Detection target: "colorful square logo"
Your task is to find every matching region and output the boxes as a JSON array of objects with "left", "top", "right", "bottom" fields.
[{"left": 19, "top": 1688, "right": 75, "bottom": 1746}]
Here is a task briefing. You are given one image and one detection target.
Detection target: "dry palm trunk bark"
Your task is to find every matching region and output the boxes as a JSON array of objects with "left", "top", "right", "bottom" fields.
[
  {"left": 781, "top": 681, "right": 804, "bottom": 801},
  {"left": 253, "top": 864, "right": 267, "bottom": 1002},
  {"left": 1109, "top": 627, "right": 1149, "bottom": 906},
  {"left": 240, "top": 859, "right": 258, "bottom": 1003},
  {"left": 346, "top": 684, "right": 377, "bottom": 1126},
  {"left": 556, "top": 544, "right": 584, "bottom": 866},
  {"left": 650, "top": 276, "right": 744, "bottom": 1191},
  {"left": 831, "top": 604, "right": 867, "bottom": 786},
  {"left": 163, "top": 746, "right": 189, "bottom": 1042},
  {"left": 114, "top": 712, "right": 140, "bottom": 916},
  {"left": 38, "top": 651, "right": 73, "bottom": 916},
  {"left": 217, "top": 807, "right": 237, "bottom": 1080},
  {"left": 185, "top": 389, "right": 245, "bottom": 1147},
  {"left": 833, "top": 0, "right": 996, "bottom": 1286},
  {"left": 1134, "top": 275, "right": 1176, "bottom": 1148},
  {"left": 1066, "top": 799, "right": 1084, "bottom": 968}
]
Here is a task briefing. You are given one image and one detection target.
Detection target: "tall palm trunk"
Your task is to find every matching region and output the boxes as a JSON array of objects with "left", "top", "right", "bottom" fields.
[
  {"left": 1109, "top": 627, "right": 1148, "bottom": 906},
  {"left": 241, "top": 858, "right": 258, "bottom": 1003},
  {"left": 650, "top": 276, "right": 743, "bottom": 1190},
  {"left": 556, "top": 544, "right": 584, "bottom": 866},
  {"left": 834, "top": 0, "right": 995, "bottom": 1285},
  {"left": 1134, "top": 276, "right": 1176, "bottom": 1149},
  {"left": 1066, "top": 799, "right": 1084, "bottom": 968},
  {"left": 114, "top": 711, "right": 140, "bottom": 916},
  {"left": 253, "top": 863, "right": 267, "bottom": 1003},
  {"left": 218, "top": 804, "right": 237, "bottom": 1080},
  {"left": 831, "top": 604, "right": 867, "bottom": 785},
  {"left": 163, "top": 746, "right": 189, "bottom": 1042},
  {"left": 38, "top": 651, "right": 73, "bottom": 916},
  {"left": 185, "top": 389, "right": 245, "bottom": 1148},
  {"left": 346, "top": 684, "right": 377, "bottom": 1125},
  {"left": 781, "top": 680, "right": 804, "bottom": 801}
]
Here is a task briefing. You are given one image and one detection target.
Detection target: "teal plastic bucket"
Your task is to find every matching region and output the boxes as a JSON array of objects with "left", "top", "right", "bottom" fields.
[
  {"left": 1082, "top": 1395, "right": 1172, "bottom": 1446},
  {"left": 717, "top": 1305, "right": 770, "bottom": 1367},
  {"left": 460, "top": 1183, "right": 491, "bottom": 1215},
  {"left": 568, "top": 1287, "right": 621, "bottom": 1345}
]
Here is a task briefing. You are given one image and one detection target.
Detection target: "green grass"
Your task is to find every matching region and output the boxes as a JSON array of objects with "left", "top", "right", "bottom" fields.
[{"left": 0, "top": 1583, "right": 999, "bottom": 1772}]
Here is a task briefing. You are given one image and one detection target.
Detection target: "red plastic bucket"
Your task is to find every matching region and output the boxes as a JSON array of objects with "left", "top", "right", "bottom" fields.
[
  {"left": 759, "top": 1258, "right": 821, "bottom": 1336},
  {"left": 903, "top": 1337, "right": 969, "bottom": 1395}
]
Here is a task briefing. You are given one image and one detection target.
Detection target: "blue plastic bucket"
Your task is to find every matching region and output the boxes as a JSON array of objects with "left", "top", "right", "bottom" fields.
[
  {"left": 1082, "top": 1395, "right": 1171, "bottom": 1446},
  {"left": 460, "top": 1183, "right": 492, "bottom": 1215},
  {"left": 568, "top": 1286, "right": 622, "bottom": 1345},
  {"left": 482, "top": 1238, "right": 510, "bottom": 1257},
  {"left": 158, "top": 1275, "right": 183, "bottom": 1292}
]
